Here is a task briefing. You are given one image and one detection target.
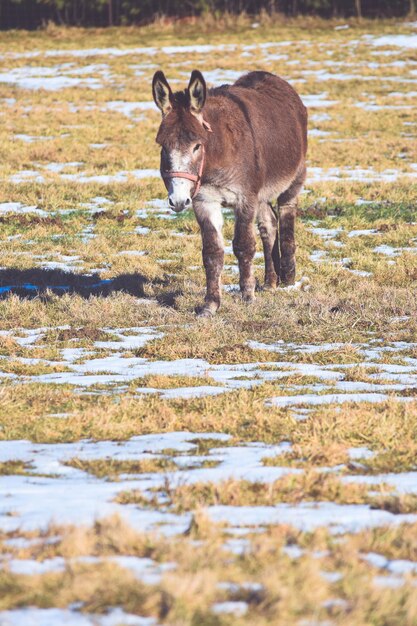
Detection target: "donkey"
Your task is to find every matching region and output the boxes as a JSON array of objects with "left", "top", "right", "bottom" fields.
[{"left": 152, "top": 69, "right": 307, "bottom": 316}]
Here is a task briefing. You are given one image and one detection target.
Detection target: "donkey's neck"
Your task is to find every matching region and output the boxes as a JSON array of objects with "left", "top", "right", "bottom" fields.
[{"left": 200, "top": 96, "right": 242, "bottom": 187}]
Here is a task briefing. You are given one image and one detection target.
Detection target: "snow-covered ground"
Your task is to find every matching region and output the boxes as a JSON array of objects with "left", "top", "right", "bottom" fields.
[{"left": 0, "top": 23, "right": 416, "bottom": 623}]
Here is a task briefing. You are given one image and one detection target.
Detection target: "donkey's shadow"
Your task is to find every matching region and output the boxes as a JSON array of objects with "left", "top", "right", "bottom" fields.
[{"left": 0, "top": 267, "right": 165, "bottom": 300}]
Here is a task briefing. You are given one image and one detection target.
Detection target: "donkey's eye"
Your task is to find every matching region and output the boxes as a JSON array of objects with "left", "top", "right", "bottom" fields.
[{"left": 193, "top": 143, "right": 201, "bottom": 153}]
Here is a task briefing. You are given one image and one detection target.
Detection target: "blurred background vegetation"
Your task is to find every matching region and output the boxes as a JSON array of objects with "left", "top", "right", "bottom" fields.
[{"left": 0, "top": 0, "right": 415, "bottom": 30}]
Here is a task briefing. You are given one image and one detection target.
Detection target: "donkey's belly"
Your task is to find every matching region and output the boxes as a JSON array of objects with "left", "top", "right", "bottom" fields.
[{"left": 258, "top": 176, "right": 296, "bottom": 204}]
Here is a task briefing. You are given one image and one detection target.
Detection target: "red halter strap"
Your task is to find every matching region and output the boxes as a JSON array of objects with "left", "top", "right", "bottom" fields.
[{"left": 162, "top": 144, "right": 206, "bottom": 199}]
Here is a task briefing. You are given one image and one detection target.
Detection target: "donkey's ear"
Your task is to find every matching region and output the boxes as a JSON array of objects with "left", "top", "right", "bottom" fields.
[
  {"left": 188, "top": 70, "right": 206, "bottom": 112},
  {"left": 152, "top": 71, "right": 173, "bottom": 115}
]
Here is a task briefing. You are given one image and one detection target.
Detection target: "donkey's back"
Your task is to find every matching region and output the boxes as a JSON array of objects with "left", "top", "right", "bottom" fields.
[{"left": 209, "top": 71, "right": 307, "bottom": 200}]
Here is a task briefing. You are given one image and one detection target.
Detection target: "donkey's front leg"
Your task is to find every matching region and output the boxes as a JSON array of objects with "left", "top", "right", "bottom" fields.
[
  {"left": 195, "top": 202, "right": 224, "bottom": 317},
  {"left": 233, "top": 210, "right": 256, "bottom": 302}
]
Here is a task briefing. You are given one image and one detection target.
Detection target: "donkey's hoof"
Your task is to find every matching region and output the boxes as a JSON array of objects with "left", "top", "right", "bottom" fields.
[
  {"left": 279, "top": 270, "right": 296, "bottom": 286},
  {"left": 280, "top": 260, "right": 296, "bottom": 285},
  {"left": 280, "top": 278, "right": 295, "bottom": 287},
  {"left": 242, "top": 291, "right": 255, "bottom": 303},
  {"left": 196, "top": 308, "right": 213, "bottom": 318},
  {"left": 195, "top": 303, "right": 217, "bottom": 318}
]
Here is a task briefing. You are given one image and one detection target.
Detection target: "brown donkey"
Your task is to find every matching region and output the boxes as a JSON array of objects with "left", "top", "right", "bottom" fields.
[{"left": 152, "top": 70, "right": 307, "bottom": 316}]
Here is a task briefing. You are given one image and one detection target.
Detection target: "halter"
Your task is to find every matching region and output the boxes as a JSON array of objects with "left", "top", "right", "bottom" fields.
[
  {"left": 161, "top": 118, "right": 212, "bottom": 200},
  {"left": 162, "top": 144, "right": 206, "bottom": 199}
]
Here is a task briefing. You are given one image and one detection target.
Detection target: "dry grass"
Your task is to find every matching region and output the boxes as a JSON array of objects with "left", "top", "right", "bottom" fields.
[
  {"left": 0, "top": 17, "right": 416, "bottom": 624},
  {"left": 1, "top": 515, "right": 417, "bottom": 624},
  {"left": 116, "top": 472, "right": 381, "bottom": 512},
  {"left": 65, "top": 456, "right": 180, "bottom": 478}
]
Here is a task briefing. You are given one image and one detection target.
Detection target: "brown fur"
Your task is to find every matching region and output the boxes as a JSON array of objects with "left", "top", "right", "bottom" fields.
[{"left": 153, "top": 70, "right": 308, "bottom": 316}]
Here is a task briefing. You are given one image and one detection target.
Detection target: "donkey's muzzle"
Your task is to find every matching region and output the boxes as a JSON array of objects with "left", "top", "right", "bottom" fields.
[{"left": 168, "top": 196, "right": 192, "bottom": 213}]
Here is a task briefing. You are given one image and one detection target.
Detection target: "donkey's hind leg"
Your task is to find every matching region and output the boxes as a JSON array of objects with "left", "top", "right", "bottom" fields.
[
  {"left": 278, "top": 169, "right": 305, "bottom": 285},
  {"left": 233, "top": 206, "right": 257, "bottom": 302},
  {"left": 278, "top": 197, "right": 297, "bottom": 285},
  {"left": 257, "top": 200, "right": 279, "bottom": 289}
]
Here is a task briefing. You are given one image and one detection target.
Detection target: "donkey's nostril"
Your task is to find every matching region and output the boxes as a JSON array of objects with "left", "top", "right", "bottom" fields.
[
  {"left": 168, "top": 197, "right": 175, "bottom": 208},
  {"left": 184, "top": 198, "right": 192, "bottom": 207}
]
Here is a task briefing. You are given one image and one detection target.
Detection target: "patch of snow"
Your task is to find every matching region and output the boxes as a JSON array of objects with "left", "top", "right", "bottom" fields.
[
  {"left": 355, "top": 198, "right": 374, "bottom": 206},
  {"left": 136, "top": 198, "right": 176, "bottom": 220},
  {"left": 6, "top": 556, "right": 66, "bottom": 575},
  {"left": 310, "top": 113, "right": 331, "bottom": 122},
  {"left": 0, "top": 433, "right": 297, "bottom": 534},
  {"left": 218, "top": 581, "right": 263, "bottom": 593},
  {"left": 7, "top": 43, "right": 236, "bottom": 60},
  {"left": 40, "top": 257, "right": 83, "bottom": 272},
  {"left": 282, "top": 545, "right": 305, "bottom": 559},
  {"left": 310, "top": 250, "right": 328, "bottom": 263},
  {"left": 389, "top": 90, "right": 417, "bottom": 98},
  {"left": 346, "top": 269, "right": 373, "bottom": 277},
  {"left": 222, "top": 538, "right": 251, "bottom": 555},
  {"left": 212, "top": 602, "right": 248, "bottom": 616},
  {"left": 356, "top": 103, "right": 412, "bottom": 111},
  {"left": 248, "top": 340, "right": 346, "bottom": 354},
  {"left": 7, "top": 169, "right": 160, "bottom": 185},
  {"left": 307, "top": 166, "right": 417, "bottom": 183},
  {"left": 3, "top": 329, "right": 416, "bottom": 408},
  {"left": 0, "top": 608, "right": 156, "bottom": 626},
  {"left": 347, "top": 229, "right": 378, "bottom": 237},
  {"left": 119, "top": 250, "right": 146, "bottom": 257},
  {"left": 268, "top": 393, "right": 413, "bottom": 407},
  {"left": 309, "top": 129, "right": 331, "bottom": 137},
  {"left": 343, "top": 471, "right": 417, "bottom": 495},
  {"left": 108, "top": 555, "right": 175, "bottom": 584},
  {"left": 44, "top": 161, "right": 84, "bottom": 173},
  {"left": 280, "top": 276, "right": 310, "bottom": 292},
  {"left": 373, "top": 575, "right": 405, "bottom": 588},
  {"left": 3, "top": 537, "right": 42, "bottom": 549},
  {"left": 208, "top": 502, "right": 417, "bottom": 534},
  {"left": 348, "top": 447, "right": 375, "bottom": 461},
  {"left": 61, "top": 170, "right": 160, "bottom": 184},
  {"left": 104, "top": 100, "right": 157, "bottom": 118},
  {"left": 0, "top": 65, "right": 104, "bottom": 91},
  {"left": 361, "top": 552, "right": 417, "bottom": 577},
  {"left": 310, "top": 227, "right": 343, "bottom": 240},
  {"left": 320, "top": 571, "right": 343, "bottom": 583},
  {"left": 9, "top": 170, "right": 46, "bottom": 184},
  {"left": 139, "top": 386, "right": 230, "bottom": 400},
  {"left": 0, "top": 202, "right": 47, "bottom": 216},
  {"left": 93, "top": 327, "right": 162, "bottom": 351},
  {"left": 14, "top": 134, "right": 51, "bottom": 143},
  {"left": 79, "top": 196, "right": 113, "bottom": 214},
  {"left": 371, "top": 35, "right": 417, "bottom": 49},
  {"left": 134, "top": 226, "right": 151, "bottom": 235},
  {"left": 302, "top": 94, "right": 338, "bottom": 108},
  {"left": 192, "top": 69, "right": 242, "bottom": 86},
  {"left": 373, "top": 244, "right": 400, "bottom": 256}
]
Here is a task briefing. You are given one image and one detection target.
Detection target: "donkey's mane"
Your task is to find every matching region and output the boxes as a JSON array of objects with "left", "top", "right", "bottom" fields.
[
  {"left": 170, "top": 89, "right": 191, "bottom": 108},
  {"left": 156, "top": 90, "right": 209, "bottom": 147}
]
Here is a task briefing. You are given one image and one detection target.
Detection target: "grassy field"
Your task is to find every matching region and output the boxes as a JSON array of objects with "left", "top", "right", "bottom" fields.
[{"left": 0, "top": 15, "right": 416, "bottom": 626}]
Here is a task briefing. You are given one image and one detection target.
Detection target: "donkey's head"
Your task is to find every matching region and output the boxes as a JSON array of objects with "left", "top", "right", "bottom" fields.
[{"left": 152, "top": 70, "right": 211, "bottom": 212}]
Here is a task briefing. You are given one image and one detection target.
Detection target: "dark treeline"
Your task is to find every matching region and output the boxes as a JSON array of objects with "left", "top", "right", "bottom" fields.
[{"left": 0, "top": 0, "right": 415, "bottom": 30}]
